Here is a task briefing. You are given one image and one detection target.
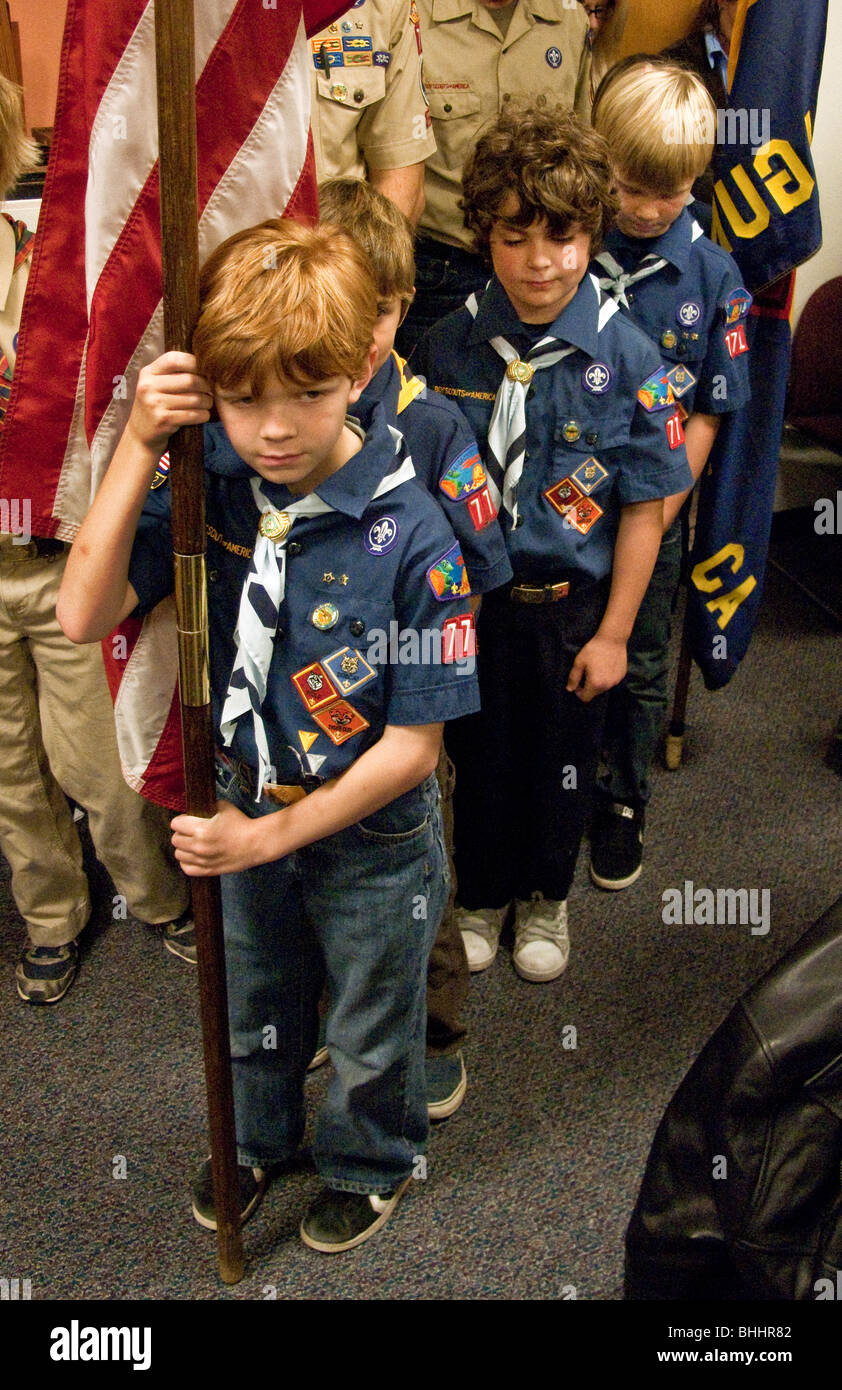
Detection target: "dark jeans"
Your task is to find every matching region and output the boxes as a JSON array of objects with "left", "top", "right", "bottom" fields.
[
  {"left": 598, "top": 520, "right": 683, "bottom": 809},
  {"left": 426, "top": 744, "right": 469, "bottom": 1054},
  {"left": 446, "top": 578, "right": 611, "bottom": 908},
  {"left": 396, "top": 235, "right": 490, "bottom": 360},
  {"left": 218, "top": 769, "right": 447, "bottom": 1192}
]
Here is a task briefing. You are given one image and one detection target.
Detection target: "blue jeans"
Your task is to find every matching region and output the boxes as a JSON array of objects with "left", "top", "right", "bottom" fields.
[
  {"left": 217, "top": 767, "right": 447, "bottom": 1193},
  {"left": 598, "top": 520, "right": 683, "bottom": 808},
  {"left": 395, "top": 235, "right": 489, "bottom": 359}
]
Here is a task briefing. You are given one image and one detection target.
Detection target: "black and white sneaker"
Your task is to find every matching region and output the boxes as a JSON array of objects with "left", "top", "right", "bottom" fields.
[
  {"left": 190, "top": 1157, "right": 268, "bottom": 1231},
  {"left": 589, "top": 801, "right": 645, "bottom": 890},
  {"left": 300, "top": 1177, "right": 411, "bottom": 1253},
  {"left": 15, "top": 940, "right": 79, "bottom": 1004}
]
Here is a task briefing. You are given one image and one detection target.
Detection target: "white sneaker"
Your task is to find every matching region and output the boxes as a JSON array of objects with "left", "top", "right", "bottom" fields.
[
  {"left": 513, "top": 895, "right": 569, "bottom": 982},
  {"left": 455, "top": 904, "right": 508, "bottom": 972}
]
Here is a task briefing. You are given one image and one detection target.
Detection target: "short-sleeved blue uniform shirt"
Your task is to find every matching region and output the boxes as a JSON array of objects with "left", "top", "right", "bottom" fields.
[
  {"left": 128, "top": 406, "right": 480, "bottom": 784},
  {"left": 413, "top": 273, "right": 693, "bottom": 584},
  {"left": 354, "top": 350, "right": 512, "bottom": 595},
  {"left": 593, "top": 209, "right": 752, "bottom": 417}
]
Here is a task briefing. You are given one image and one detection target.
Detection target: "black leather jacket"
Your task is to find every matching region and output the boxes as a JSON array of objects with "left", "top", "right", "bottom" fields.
[{"left": 625, "top": 896, "right": 842, "bottom": 1300}]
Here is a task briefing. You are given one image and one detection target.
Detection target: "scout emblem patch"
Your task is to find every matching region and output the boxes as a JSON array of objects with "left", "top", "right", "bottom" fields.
[
  {"left": 365, "top": 515, "right": 399, "bottom": 556},
  {"left": 312, "top": 699, "right": 370, "bottom": 746},
  {"left": 637, "top": 368, "right": 675, "bottom": 412},
  {"left": 544, "top": 477, "right": 584, "bottom": 517},
  {"left": 291, "top": 662, "right": 340, "bottom": 713},
  {"left": 724, "top": 323, "right": 749, "bottom": 359},
  {"left": 545, "top": 46, "right": 562, "bottom": 68},
  {"left": 571, "top": 458, "right": 608, "bottom": 496},
  {"left": 322, "top": 646, "right": 377, "bottom": 696},
  {"left": 565, "top": 497, "right": 603, "bottom": 535},
  {"left": 723, "top": 287, "right": 753, "bottom": 324},
  {"left": 442, "top": 613, "right": 476, "bottom": 663},
  {"left": 664, "top": 364, "right": 696, "bottom": 399},
  {"left": 676, "top": 300, "right": 701, "bottom": 327},
  {"left": 582, "top": 362, "right": 612, "bottom": 395},
  {"left": 427, "top": 542, "right": 471, "bottom": 601},
  {"left": 467, "top": 486, "right": 497, "bottom": 531},
  {"left": 439, "top": 447, "right": 487, "bottom": 501}
]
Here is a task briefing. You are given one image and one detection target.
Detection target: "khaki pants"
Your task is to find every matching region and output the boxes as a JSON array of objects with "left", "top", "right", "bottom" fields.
[{"left": 0, "top": 543, "right": 188, "bottom": 946}]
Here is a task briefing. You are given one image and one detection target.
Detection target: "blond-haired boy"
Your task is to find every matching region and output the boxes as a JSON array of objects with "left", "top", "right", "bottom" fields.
[
  {"left": 588, "top": 59, "right": 751, "bottom": 889},
  {"left": 58, "top": 219, "right": 480, "bottom": 1251}
]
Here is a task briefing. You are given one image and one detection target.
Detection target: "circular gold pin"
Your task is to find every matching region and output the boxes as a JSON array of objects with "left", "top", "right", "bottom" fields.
[
  {"left": 259, "top": 510, "right": 291, "bottom": 542},
  {"left": 330, "top": 83, "right": 348, "bottom": 102},
  {"left": 661, "top": 330, "right": 678, "bottom": 349},
  {"left": 562, "top": 420, "right": 581, "bottom": 443},
  {"left": 506, "top": 359, "right": 534, "bottom": 385}
]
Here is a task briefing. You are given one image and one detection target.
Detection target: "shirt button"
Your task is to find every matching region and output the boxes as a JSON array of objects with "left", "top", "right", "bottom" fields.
[
  {"left": 627, "top": 291, "right": 634, "bottom": 303},
  {"left": 586, "top": 431, "right": 598, "bottom": 446},
  {"left": 349, "top": 618, "right": 365, "bottom": 637},
  {"left": 276, "top": 627, "right": 285, "bottom": 641},
  {"left": 287, "top": 541, "right": 302, "bottom": 556},
  {"left": 353, "top": 89, "right": 365, "bottom": 103},
  {"left": 502, "top": 93, "right": 511, "bottom": 102},
  {"left": 208, "top": 569, "right": 219, "bottom": 582},
  {"left": 443, "top": 102, "right": 452, "bottom": 113}
]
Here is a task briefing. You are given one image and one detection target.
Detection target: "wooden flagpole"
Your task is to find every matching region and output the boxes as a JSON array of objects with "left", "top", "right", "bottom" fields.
[{"left": 154, "top": 0, "right": 245, "bottom": 1285}]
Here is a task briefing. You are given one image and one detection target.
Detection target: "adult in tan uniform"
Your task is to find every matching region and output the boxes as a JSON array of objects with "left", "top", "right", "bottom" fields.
[
  {"left": 397, "top": 0, "right": 591, "bottom": 350},
  {"left": 0, "top": 78, "right": 191, "bottom": 1003},
  {"left": 309, "top": 0, "right": 436, "bottom": 224}
]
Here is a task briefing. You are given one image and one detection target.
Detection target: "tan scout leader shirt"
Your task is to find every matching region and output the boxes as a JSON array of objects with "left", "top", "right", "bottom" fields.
[
  {"left": 309, "top": 0, "right": 437, "bottom": 179},
  {"left": 417, "top": 0, "right": 591, "bottom": 248}
]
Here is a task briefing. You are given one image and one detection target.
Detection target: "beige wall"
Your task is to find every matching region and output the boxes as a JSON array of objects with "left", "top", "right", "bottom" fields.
[{"left": 10, "top": 0, "right": 66, "bottom": 133}]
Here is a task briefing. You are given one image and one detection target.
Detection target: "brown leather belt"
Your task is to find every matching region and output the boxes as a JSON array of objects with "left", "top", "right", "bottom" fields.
[
  {"left": 510, "top": 581, "right": 570, "bottom": 604},
  {"left": 0, "top": 535, "right": 66, "bottom": 564}
]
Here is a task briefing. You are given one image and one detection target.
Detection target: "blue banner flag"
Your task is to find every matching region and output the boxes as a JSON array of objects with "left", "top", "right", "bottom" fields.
[{"left": 687, "top": 0, "right": 828, "bottom": 689}]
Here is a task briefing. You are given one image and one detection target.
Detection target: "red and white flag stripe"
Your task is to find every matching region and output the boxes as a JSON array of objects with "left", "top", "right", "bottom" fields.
[{"left": 0, "top": 0, "right": 349, "bottom": 808}]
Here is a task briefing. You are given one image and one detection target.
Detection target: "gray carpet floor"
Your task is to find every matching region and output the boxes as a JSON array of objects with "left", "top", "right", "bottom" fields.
[{"left": 1, "top": 562, "right": 840, "bottom": 1303}]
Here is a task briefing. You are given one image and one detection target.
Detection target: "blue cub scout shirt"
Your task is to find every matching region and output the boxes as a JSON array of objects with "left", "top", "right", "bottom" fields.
[
  {"left": 594, "top": 209, "right": 752, "bottom": 417},
  {"left": 129, "top": 406, "right": 480, "bottom": 784},
  {"left": 355, "top": 350, "right": 512, "bottom": 595},
  {"left": 413, "top": 273, "right": 693, "bottom": 584}
]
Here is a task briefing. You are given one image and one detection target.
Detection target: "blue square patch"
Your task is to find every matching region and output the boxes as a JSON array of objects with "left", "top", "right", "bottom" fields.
[
  {"left": 321, "top": 646, "right": 377, "bottom": 697},
  {"left": 571, "top": 457, "right": 608, "bottom": 495}
]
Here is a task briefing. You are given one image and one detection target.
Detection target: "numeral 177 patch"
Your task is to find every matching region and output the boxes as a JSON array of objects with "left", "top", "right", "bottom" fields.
[
  {"left": 442, "top": 612, "right": 476, "bottom": 663},
  {"left": 724, "top": 323, "right": 749, "bottom": 359},
  {"left": 665, "top": 410, "right": 685, "bottom": 450}
]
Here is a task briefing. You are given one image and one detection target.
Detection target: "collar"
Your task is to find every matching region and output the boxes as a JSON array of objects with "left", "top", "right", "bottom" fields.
[
  {"left": 356, "top": 350, "right": 426, "bottom": 425},
  {"left": 431, "top": 0, "right": 573, "bottom": 24},
  {"left": 469, "top": 272, "right": 601, "bottom": 358},
  {"left": 204, "top": 405, "right": 402, "bottom": 520},
  {"left": 604, "top": 208, "right": 695, "bottom": 274},
  {"left": 704, "top": 26, "right": 726, "bottom": 69}
]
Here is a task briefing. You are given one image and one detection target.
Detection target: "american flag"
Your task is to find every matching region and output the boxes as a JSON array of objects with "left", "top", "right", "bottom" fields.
[{"left": 0, "top": 0, "right": 350, "bottom": 809}]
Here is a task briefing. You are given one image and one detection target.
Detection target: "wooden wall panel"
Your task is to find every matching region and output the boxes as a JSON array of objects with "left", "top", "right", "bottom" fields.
[{"left": 619, "top": 0, "right": 703, "bottom": 58}]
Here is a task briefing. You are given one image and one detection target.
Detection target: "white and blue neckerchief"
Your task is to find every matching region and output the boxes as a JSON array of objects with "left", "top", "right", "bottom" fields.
[
  {"left": 594, "top": 219, "right": 705, "bottom": 309},
  {"left": 219, "top": 426, "right": 415, "bottom": 798},
  {"left": 465, "top": 274, "right": 618, "bottom": 526}
]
